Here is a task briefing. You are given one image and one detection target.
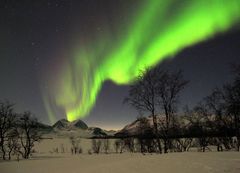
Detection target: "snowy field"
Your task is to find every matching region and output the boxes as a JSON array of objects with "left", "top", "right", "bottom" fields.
[{"left": 1, "top": 138, "right": 240, "bottom": 173}]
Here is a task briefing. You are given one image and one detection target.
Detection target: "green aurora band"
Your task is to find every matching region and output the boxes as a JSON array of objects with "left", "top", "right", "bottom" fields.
[{"left": 44, "top": 0, "right": 240, "bottom": 122}]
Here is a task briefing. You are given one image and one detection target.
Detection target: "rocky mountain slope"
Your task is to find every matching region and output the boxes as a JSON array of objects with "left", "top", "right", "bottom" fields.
[
  {"left": 39, "top": 118, "right": 116, "bottom": 138},
  {"left": 115, "top": 115, "right": 183, "bottom": 136},
  {"left": 53, "top": 119, "right": 88, "bottom": 130}
]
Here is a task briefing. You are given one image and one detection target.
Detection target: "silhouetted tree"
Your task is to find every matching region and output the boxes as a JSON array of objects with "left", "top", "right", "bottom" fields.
[
  {"left": 114, "top": 140, "right": 120, "bottom": 153},
  {"left": 124, "top": 137, "right": 135, "bottom": 153},
  {"left": 137, "top": 116, "right": 154, "bottom": 153},
  {"left": 6, "top": 128, "right": 20, "bottom": 160},
  {"left": 0, "top": 101, "right": 16, "bottom": 160},
  {"left": 223, "top": 64, "right": 240, "bottom": 151},
  {"left": 175, "top": 138, "right": 193, "bottom": 152},
  {"left": 114, "top": 139, "right": 124, "bottom": 153},
  {"left": 184, "top": 104, "right": 212, "bottom": 152},
  {"left": 92, "top": 139, "right": 102, "bottom": 154},
  {"left": 171, "top": 115, "right": 193, "bottom": 152},
  {"left": 17, "top": 112, "right": 42, "bottom": 159},
  {"left": 137, "top": 117, "right": 148, "bottom": 153},
  {"left": 156, "top": 70, "right": 188, "bottom": 153},
  {"left": 125, "top": 68, "right": 188, "bottom": 153},
  {"left": 103, "top": 138, "right": 110, "bottom": 154},
  {"left": 124, "top": 68, "right": 162, "bottom": 153},
  {"left": 205, "top": 88, "right": 232, "bottom": 151},
  {"left": 69, "top": 136, "right": 81, "bottom": 154}
]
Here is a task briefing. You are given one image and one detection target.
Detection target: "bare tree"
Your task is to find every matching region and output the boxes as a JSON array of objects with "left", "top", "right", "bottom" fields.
[
  {"left": 92, "top": 139, "right": 102, "bottom": 154},
  {"left": 156, "top": 70, "right": 188, "bottom": 153},
  {"left": 17, "top": 112, "right": 42, "bottom": 159},
  {"left": 69, "top": 136, "right": 81, "bottom": 154},
  {"left": 114, "top": 140, "right": 120, "bottom": 153},
  {"left": 201, "top": 64, "right": 240, "bottom": 151},
  {"left": 114, "top": 139, "right": 124, "bottom": 153},
  {"left": 125, "top": 67, "right": 188, "bottom": 153},
  {"left": 223, "top": 64, "right": 240, "bottom": 151},
  {"left": 137, "top": 117, "right": 148, "bottom": 153},
  {"left": 205, "top": 88, "right": 232, "bottom": 151},
  {"left": 103, "top": 138, "right": 110, "bottom": 154},
  {"left": 171, "top": 114, "right": 193, "bottom": 152},
  {"left": 124, "top": 68, "right": 162, "bottom": 153},
  {"left": 175, "top": 138, "right": 193, "bottom": 152},
  {"left": 137, "top": 116, "right": 154, "bottom": 153},
  {"left": 184, "top": 104, "right": 212, "bottom": 152},
  {"left": 124, "top": 137, "right": 135, "bottom": 153},
  {"left": 6, "top": 129, "right": 19, "bottom": 160},
  {"left": 0, "top": 101, "right": 16, "bottom": 160}
]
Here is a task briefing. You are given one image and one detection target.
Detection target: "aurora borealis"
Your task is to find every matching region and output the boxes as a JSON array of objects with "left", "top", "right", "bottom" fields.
[
  {"left": 1, "top": 0, "right": 240, "bottom": 128},
  {"left": 42, "top": 0, "right": 240, "bottom": 122}
]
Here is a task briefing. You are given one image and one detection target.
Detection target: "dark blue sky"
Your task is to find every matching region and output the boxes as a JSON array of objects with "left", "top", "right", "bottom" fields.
[{"left": 0, "top": 0, "right": 239, "bottom": 130}]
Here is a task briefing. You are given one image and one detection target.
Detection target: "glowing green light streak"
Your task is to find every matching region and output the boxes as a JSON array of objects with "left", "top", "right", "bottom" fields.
[{"left": 45, "top": 0, "right": 240, "bottom": 122}]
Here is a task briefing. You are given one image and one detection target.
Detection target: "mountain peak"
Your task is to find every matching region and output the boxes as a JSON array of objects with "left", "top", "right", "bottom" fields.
[
  {"left": 72, "top": 119, "right": 88, "bottom": 129},
  {"left": 52, "top": 118, "right": 88, "bottom": 130},
  {"left": 52, "top": 119, "right": 69, "bottom": 129}
]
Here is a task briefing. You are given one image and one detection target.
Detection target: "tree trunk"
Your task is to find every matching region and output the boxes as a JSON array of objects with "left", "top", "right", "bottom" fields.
[
  {"left": 235, "top": 114, "right": 240, "bottom": 151},
  {"left": 164, "top": 139, "right": 168, "bottom": 153},
  {"left": 152, "top": 114, "right": 162, "bottom": 154},
  {"left": 237, "top": 137, "right": 240, "bottom": 152},
  {"left": 8, "top": 151, "right": 11, "bottom": 160},
  {"left": 1, "top": 141, "right": 6, "bottom": 160}
]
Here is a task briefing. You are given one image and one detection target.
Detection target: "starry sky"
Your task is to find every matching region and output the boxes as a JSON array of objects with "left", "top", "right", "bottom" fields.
[{"left": 0, "top": 0, "right": 240, "bottom": 130}]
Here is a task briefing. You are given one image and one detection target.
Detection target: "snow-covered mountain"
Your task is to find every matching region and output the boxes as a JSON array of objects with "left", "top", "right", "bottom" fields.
[
  {"left": 52, "top": 119, "right": 69, "bottom": 129},
  {"left": 116, "top": 116, "right": 155, "bottom": 136},
  {"left": 48, "top": 118, "right": 117, "bottom": 138},
  {"left": 52, "top": 119, "right": 88, "bottom": 130},
  {"left": 115, "top": 115, "right": 192, "bottom": 137}
]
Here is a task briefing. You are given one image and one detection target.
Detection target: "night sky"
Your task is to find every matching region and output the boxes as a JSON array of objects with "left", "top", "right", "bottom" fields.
[{"left": 0, "top": 0, "right": 240, "bottom": 130}]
